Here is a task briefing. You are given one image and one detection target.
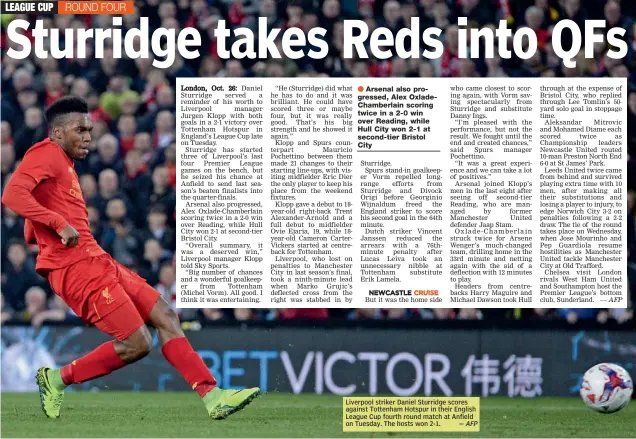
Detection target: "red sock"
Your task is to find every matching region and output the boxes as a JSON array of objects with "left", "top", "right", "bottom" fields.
[
  {"left": 161, "top": 337, "right": 217, "bottom": 397},
  {"left": 60, "top": 341, "right": 127, "bottom": 385}
]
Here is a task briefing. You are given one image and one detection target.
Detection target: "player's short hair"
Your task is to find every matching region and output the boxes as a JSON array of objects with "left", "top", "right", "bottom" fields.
[{"left": 44, "top": 96, "right": 89, "bottom": 127}]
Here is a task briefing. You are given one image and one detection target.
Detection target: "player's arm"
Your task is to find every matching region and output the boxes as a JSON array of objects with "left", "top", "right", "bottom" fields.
[{"left": 2, "top": 155, "right": 79, "bottom": 247}]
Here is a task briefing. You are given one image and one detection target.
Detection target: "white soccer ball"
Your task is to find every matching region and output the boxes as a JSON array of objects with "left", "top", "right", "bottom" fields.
[{"left": 580, "top": 363, "right": 633, "bottom": 414}]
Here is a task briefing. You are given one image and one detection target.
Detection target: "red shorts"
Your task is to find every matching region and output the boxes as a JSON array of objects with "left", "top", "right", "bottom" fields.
[{"left": 47, "top": 254, "right": 160, "bottom": 341}]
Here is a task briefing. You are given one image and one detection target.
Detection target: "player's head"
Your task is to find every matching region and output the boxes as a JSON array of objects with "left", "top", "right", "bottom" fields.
[{"left": 45, "top": 96, "right": 92, "bottom": 160}]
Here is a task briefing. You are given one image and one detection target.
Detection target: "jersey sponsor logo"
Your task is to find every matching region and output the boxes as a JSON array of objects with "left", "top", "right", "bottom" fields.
[{"left": 69, "top": 178, "right": 84, "bottom": 201}]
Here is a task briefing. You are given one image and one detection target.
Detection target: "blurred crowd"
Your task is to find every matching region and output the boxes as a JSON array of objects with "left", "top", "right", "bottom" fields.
[{"left": 1, "top": 0, "right": 635, "bottom": 327}]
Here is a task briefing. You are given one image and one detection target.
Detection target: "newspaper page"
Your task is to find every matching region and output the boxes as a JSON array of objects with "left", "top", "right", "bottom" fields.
[
  {"left": 176, "top": 78, "right": 627, "bottom": 309},
  {"left": 3, "top": 1, "right": 636, "bottom": 438}
]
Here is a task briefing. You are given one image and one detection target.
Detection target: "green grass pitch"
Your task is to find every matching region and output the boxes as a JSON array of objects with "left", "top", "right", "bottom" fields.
[{"left": 2, "top": 392, "right": 634, "bottom": 438}]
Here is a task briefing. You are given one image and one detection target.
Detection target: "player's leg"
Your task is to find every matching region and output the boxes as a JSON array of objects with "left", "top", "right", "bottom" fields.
[
  {"left": 145, "top": 296, "right": 261, "bottom": 419},
  {"left": 54, "top": 300, "right": 152, "bottom": 384},
  {"left": 146, "top": 295, "right": 217, "bottom": 395},
  {"left": 112, "top": 261, "right": 220, "bottom": 396},
  {"left": 114, "top": 260, "right": 261, "bottom": 418},
  {"left": 37, "top": 278, "right": 152, "bottom": 418}
]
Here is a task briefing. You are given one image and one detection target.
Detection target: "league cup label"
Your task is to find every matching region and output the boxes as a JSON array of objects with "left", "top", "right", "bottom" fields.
[{"left": 1, "top": 1, "right": 134, "bottom": 15}]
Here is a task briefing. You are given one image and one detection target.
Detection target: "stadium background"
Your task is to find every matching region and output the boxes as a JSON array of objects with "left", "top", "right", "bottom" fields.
[{"left": 0, "top": 0, "right": 634, "bottom": 397}]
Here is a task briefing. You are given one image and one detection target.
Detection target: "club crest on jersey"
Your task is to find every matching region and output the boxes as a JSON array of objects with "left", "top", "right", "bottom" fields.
[{"left": 102, "top": 287, "right": 115, "bottom": 305}]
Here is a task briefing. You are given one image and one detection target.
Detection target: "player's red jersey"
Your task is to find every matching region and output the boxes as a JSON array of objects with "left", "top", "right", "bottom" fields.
[{"left": 2, "top": 138, "right": 105, "bottom": 275}]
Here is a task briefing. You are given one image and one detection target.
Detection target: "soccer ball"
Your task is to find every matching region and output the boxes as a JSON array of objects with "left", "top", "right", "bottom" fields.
[{"left": 580, "top": 363, "right": 633, "bottom": 414}]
